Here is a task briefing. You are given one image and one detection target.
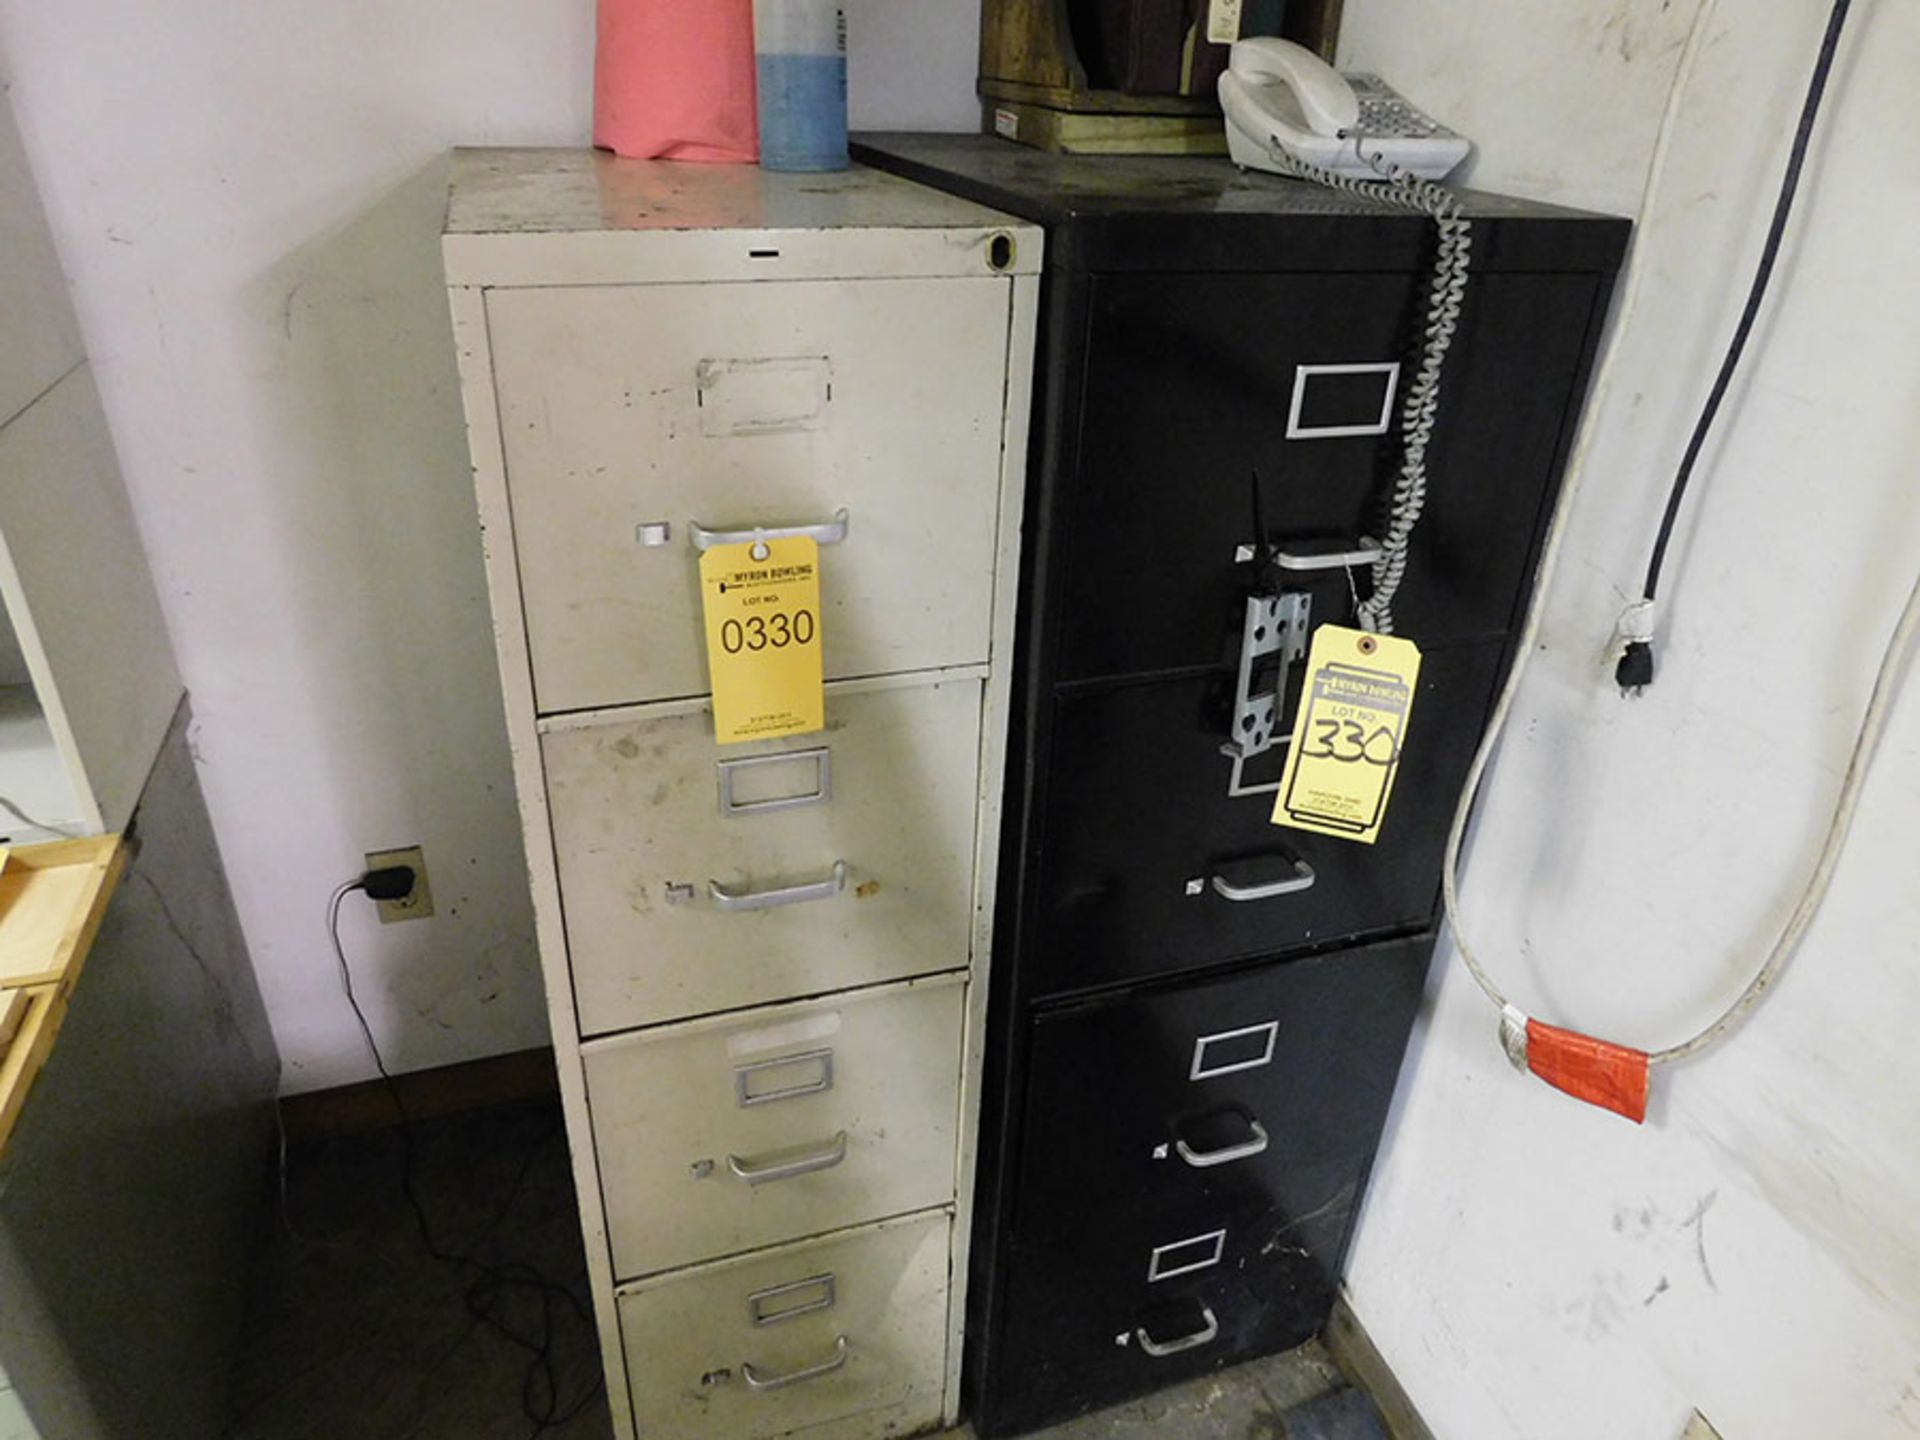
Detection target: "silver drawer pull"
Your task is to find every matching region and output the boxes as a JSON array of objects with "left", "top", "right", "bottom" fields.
[
  {"left": 718, "top": 747, "right": 831, "bottom": 818},
  {"left": 748, "top": 1272, "right": 838, "bottom": 1327},
  {"left": 690, "top": 507, "right": 850, "bottom": 554},
  {"left": 1175, "top": 1118, "right": 1270, "bottom": 1169},
  {"left": 726, "top": 1130, "right": 848, "bottom": 1185},
  {"left": 1137, "top": 1305, "right": 1219, "bottom": 1358},
  {"left": 1271, "top": 538, "right": 1383, "bottom": 572},
  {"left": 1209, "top": 856, "right": 1316, "bottom": 902},
  {"left": 742, "top": 1334, "right": 849, "bottom": 1391},
  {"left": 709, "top": 860, "right": 847, "bottom": 912},
  {"left": 734, "top": 1048, "right": 835, "bottom": 1108}
]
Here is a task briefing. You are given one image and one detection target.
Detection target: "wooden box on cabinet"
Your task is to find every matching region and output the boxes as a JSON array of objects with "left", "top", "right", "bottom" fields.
[
  {"left": 977, "top": 0, "right": 1343, "bottom": 154},
  {"left": 442, "top": 149, "right": 1039, "bottom": 1440}
]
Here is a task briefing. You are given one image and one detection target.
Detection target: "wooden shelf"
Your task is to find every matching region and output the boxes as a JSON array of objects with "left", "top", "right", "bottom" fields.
[{"left": 0, "top": 834, "right": 124, "bottom": 1154}]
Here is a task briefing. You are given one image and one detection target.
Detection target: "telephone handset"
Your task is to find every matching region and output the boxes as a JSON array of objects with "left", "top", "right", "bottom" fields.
[{"left": 1219, "top": 37, "right": 1470, "bottom": 182}]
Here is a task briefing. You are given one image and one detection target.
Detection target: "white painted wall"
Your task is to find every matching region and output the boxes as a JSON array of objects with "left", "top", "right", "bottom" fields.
[
  {"left": 0, "top": 0, "right": 979, "bottom": 1091},
  {"left": 1336, "top": 4, "right": 1920, "bottom": 1438}
]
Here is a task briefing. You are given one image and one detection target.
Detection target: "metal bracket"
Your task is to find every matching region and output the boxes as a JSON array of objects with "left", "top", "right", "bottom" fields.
[{"left": 1219, "top": 591, "right": 1311, "bottom": 797}]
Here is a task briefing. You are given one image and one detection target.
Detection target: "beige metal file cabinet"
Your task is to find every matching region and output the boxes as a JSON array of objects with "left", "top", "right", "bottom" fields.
[{"left": 443, "top": 149, "right": 1039, "bottom": 1440}]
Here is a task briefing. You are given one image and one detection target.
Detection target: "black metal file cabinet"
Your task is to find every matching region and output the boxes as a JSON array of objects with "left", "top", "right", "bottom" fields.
[{"left": 852, "top": 135, "right": 1628, "bottom": 1435}]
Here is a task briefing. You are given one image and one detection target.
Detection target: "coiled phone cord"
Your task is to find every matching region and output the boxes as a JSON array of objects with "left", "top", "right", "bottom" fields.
[
  {"left": 1443, "top": 0, "right": 1919, "bottom": 1070},
  {"left": 1257, "top": 140, "right": 1473, "bottom": 635}
]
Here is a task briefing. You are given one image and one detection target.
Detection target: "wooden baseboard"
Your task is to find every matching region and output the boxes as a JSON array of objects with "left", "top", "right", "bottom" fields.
[
  {"left": 279, "top": 1046, "right": 559, "bottom": 1143},
  {"left": 1326, "top": 1293, "right": 1438, "bottom": 1440}
]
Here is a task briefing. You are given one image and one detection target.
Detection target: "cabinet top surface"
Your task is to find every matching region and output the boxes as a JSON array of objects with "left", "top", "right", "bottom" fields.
[
  {"left": 851, "top": 134, "right": 1629, "bottom": 275},
  {"left": 447, "top": 147, "right": 1030, "bottom": 239}
]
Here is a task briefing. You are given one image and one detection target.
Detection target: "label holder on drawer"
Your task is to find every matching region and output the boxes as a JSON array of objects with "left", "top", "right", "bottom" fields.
[
  {"left": 1189, "top": 1021, "right": 1279, "bottom": 1081},
  {"left": 734, "top": 1047, "right": 836, "bottom": 1107},
  {"left": 747, "top": 1272, "right": 838, "bottom": 1326},
  {"left": 718, "top": 747, "right": 832, "bottom": 818},
  {"left": 1146, "top": 1228, "right": 1227, "bottom": 1283},
  {"left": 1285, "top": 362, "right": 1401, "bottom": 440}
]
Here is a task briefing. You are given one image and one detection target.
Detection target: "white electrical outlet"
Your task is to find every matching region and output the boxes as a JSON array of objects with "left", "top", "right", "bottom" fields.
[{"left": 1681, "top": 1412, "right": 1724, "bottom": 1440}]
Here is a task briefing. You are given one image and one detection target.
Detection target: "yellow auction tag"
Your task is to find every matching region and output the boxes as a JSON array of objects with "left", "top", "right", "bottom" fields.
[
  {"left": 698, "top": 536, "right": 825, "bottom": 744},
  {"left": 1270, "top": 625, "right": 1421, "bottom": 845}
]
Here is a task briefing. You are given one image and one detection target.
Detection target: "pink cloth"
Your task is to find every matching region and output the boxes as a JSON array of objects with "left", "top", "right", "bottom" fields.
[{"left": 594, "top": 0, "right": 758, "bottom": 163}]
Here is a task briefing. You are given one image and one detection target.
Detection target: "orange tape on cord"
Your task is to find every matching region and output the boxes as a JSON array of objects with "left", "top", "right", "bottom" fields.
[{"left": 1524, "top": 1018, "right": 1650, "bottom": 1124}]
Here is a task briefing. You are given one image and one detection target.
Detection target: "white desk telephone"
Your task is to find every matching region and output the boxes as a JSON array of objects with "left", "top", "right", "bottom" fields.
[{"left": 1219, "top": 37, "right": 1471, "bottom": 182}]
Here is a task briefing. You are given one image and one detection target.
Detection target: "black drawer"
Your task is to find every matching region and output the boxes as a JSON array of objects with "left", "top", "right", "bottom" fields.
[
  {"left": 1031, "top": 642, "right": 1499, "bottom": 998},
  {"left": 1055, "top": 270, "right": 1602, "bottom": 682},
  {"left": 986, "top": 936, "right": 1431, "bottom": 1434}
]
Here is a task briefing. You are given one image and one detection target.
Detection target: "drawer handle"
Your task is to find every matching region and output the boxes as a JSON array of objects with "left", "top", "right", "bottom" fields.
[
  {"left": 726, "top": 1130, "right": 848, "bottom": 1185},
  {"left": 690, "top": 508, "right": 850, "bottom": 556},
  {"left": 1137, "top": 1305, "right": 1219, "bottom": 1358},
  {"left": 718, "top": 747, "right": 832, "bottom": 818},
  {"left": 1271, "top": 538, "right": 1383, "bottom": 572},
  {"left": 1175, "top": 1118, "right": 1270, "bottom": 1169},
  {"left": 742, "top": 1334, "right": 849, "bottom": 1391},
  {"left": 1208, "top": 855, "right": 1316, "bottom": 902},
  {"left": 709, "top": 860, "right": 848, "bottom": 912}
]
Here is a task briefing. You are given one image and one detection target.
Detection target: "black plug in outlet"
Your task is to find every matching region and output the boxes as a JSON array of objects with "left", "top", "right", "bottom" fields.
[{"left": 364, "top": 846, "right": 433, "bottom": 923}]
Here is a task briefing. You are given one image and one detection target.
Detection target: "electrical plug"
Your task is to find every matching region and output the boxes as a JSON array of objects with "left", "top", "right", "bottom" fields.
[
  {"left": 361, "top": 865, "right": 418, "bottom": 902},
  {"left": 1615, "top": 639, "right": 1654, "bottom": 694}
]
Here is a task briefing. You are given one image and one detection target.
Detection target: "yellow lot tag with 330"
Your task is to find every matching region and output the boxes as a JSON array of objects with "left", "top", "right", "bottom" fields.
[
  {"left": 1270, "top": 625, "right": 1421, "bottom": 845},
  {"left": 699, "top": 536, "right": 825, "bottom": 744}
]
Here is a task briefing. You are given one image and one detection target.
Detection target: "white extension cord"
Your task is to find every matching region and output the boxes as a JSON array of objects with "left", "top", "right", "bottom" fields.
[{"left": 1442, "top": 0, "right": 1920, "bottom": 1068}]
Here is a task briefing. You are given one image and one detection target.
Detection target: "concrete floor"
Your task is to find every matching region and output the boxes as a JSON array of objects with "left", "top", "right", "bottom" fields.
[{"left": 226, "top": 1098, "right": 1387, "bottom": 1440}]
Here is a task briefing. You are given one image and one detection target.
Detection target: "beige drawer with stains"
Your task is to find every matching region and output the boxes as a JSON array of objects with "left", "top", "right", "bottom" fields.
[
  {"left": 544, "top": 676, "right": 982, "bottom": 1037},
  {"left": 488, "top": 277, "right": 1013, "bottom": 714},
  {"left": 617, "top": 1210, "right": 950, "bottom": 1440},
  {"left": 585, "top": 975, "right": 963, "bottom": 1281}
]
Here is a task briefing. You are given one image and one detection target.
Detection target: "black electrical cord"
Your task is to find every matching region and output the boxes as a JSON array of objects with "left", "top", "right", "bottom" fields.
[
  {"left": 326, "top": 878, "right": 604, "bottom": 1437},
  {"left": 1616, "top": 0, "right": 1854, "bottom": 692}
]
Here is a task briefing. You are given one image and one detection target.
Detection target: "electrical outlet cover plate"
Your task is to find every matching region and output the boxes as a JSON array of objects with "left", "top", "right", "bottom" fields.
[{"left": 365, "top": 846, "right": 433, "bottom": 924}]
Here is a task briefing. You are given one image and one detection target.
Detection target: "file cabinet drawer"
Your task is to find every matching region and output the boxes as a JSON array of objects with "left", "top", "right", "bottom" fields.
[
  {"left": 488, "top": 278, "right": 1013, "bottom": 714},
  {"left": 993, "top": 937, "right": 1429, "bottom": 1432},
  {"left": 1032, "top": 642, "right": 1499, "bottom": 997},
  {"left": 618, "top": 1211, "right": 950, "bottom": 1440},
  {"left": 585, "top": 976, "right": 963, "bottom": 1280},
  {"left": 546, "top": 677, "right": 983, "bottom": 1037},
  {"left": 996, "top": 1170, "right": 1352, "bottom": 1435},
  {"left": 1056, "top": 270, "right": 1601, "bottom": 682}
]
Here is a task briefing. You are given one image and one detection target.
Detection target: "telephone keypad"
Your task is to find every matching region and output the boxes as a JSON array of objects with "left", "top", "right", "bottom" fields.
[{"left": 1346, "top": 74, "right": 1457, "bottom": 140}]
